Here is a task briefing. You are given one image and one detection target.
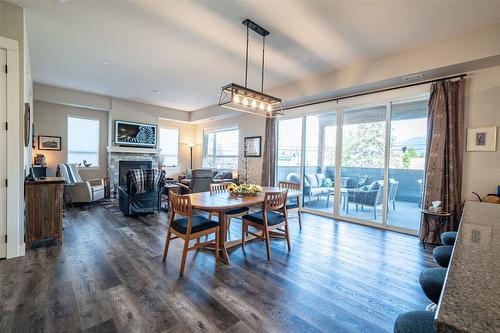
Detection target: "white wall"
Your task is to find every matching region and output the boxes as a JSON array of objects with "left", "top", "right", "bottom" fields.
[{"left": 463, "top": 66, "right": 500, "bottom": 200}]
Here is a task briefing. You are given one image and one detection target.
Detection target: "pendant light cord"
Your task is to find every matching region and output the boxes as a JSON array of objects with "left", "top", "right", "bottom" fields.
[
  {"left": 261, "top": 35, "right": 265, "bottom": 93},
  {"left": 245, "top": 21, "right": 249, "bottom": 88}
]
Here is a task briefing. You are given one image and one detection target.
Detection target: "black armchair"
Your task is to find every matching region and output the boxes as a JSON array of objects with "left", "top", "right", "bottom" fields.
[{"left": 119, "top": 169, "right": 165, "bottom": 216}]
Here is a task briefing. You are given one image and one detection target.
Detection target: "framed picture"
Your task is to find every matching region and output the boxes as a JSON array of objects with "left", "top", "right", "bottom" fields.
[
  {"left": 38, "top": 135, "right": 62, "bottom": 151},
  {"left": 467, "top": 126, "right": 497, "bottom": 152},
  {"left": 244, "top": 136, "right": 262, "bottom": 157}
]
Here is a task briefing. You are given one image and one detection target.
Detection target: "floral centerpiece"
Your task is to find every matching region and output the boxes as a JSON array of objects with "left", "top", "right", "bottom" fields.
[{"left": 227, "top": 183, "right": 263, "bottom": 196}]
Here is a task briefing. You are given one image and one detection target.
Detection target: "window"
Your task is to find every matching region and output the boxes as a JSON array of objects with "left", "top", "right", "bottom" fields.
[
  {"left": 203, "top": 128, "right": 239, "bottom": 169},
  {"left": 68, "top": 116, "right": 99, "bottom": 167},
  {"left": 159, "top": 127, "right": 179, "bottom": 168}
]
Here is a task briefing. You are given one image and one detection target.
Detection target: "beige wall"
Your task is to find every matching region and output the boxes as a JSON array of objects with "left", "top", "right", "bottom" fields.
[
  {"left": 463, "top": 65, "right": 500, "bottom": 200},
  {"left": 33, "top": 101, "right": 109, "bottom": 179},
  {"left": 195, "top": 113, "right": 266, "bottom": 184}
]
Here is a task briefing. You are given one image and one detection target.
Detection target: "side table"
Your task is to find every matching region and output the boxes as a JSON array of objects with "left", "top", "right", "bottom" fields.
[{"left": 420, "top": 209, "right": 452, "bottom": 248}]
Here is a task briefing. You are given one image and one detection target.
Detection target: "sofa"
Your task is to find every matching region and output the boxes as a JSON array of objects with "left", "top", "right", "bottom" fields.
[
  {"left": 179, "top": 169, "right": 237, "bottom": 187},
  {"left": 303, "top": 173, "right": 334, "bottom": 203},
  {"left": 119, "top": 168, "right": 165, "bottom": 215},
  {"left": 57, "top": 163, "right": 105, "bottom": 203}
]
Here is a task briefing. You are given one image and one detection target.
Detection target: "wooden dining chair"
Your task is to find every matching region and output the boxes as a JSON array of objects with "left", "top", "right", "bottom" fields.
[
  {"left": 241, "top": 191, "right": 290, "bottom": 261},
  {"left": 209, "top": 183, "right": 249, "bottom": 237},
  {"left": 279, "top": 181, "right": 302, "bottom": 230},
  {"left": 162, "top": 192, "right": 220, "bottom": 276}
]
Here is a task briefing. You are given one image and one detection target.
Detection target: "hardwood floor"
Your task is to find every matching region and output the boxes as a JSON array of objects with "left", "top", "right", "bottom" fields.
[{"left": 0, "top": 204, "right": 438, "bottom": 332}]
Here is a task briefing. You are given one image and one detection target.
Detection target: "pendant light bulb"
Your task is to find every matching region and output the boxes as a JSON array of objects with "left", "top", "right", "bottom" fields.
[
  {"left": 243, "top": 98, "right": 249, "bottom": 106},
  {"left": 266, "top": 103, "right": 272, "bottom": 112},
  {"left": 259, "top": 102, "right": 265, "bottom": 110},
  {"left": 251, "top": 99, "right": 257, "bottom": 108},
  {"left": 233, "top": 95, "right": 240, "bottom": 104}
]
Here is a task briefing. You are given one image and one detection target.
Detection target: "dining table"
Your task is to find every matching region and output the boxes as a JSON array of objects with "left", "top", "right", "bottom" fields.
[{"left": 186, "top": 186, "right": 301, "bottom": 264}]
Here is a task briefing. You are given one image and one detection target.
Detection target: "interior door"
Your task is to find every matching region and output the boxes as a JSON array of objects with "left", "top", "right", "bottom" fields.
[{"left": 0, "top": 48, "right": 7, "bottom": 259}]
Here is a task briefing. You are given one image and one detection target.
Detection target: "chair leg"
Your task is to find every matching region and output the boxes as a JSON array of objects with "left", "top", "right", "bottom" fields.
[
  {"left": 393, "top": 200, "right": 396, "bottom": 210},
  {"left": 179, "top": 238, "right": 190, "bottom": 276},
  {"left": 241, "top": 222, "right": 246, "bottom": 251},
  {"left": 373, "top": 207, "right": 377, "bottom": 220},
  {"left": 265, "top": 229, "right": 272, "bottom": 261},
  {"left": 162, "top": 229, "right": 172, "bottom": 262},
  {"left": 215, "top": 228, "right": 220, "bottom": 261},
  {"left": 285, "top": 222, "right": 291, "bottom": 251},
  {"left": 298, "top": 210, "right": 302, "bottom": 230},
  {"left": 227, "top": 218, "right": 231, "bottom": 238}
]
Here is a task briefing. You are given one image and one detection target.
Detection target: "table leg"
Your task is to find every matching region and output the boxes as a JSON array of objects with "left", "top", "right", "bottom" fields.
[
  {"left": 218, "top": 211, "right": 230, "bottom": 265},
  {"left": 422, "top": 215, "right": 430, "bottom": 249}
]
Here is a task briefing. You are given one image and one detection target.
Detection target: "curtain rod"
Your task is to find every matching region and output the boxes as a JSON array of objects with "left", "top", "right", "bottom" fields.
[{"left": 282, "top": 73, "right": 466, "bottom": 111}]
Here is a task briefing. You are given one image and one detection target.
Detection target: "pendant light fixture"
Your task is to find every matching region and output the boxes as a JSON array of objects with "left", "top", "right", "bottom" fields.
[{"left": 218, "top": 19, "right": 283, "bottom": 117}]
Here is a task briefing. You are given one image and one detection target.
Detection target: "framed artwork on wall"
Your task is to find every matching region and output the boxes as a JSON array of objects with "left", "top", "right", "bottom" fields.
[
  {"left": 244, "top": 136, "right": 262, "bottom": 157},
  {"left": 38, "top": 135, "right": 62, "bottom": 151},
  {"left": 466, "top": 126, "right": 497, "bottom": 152}
]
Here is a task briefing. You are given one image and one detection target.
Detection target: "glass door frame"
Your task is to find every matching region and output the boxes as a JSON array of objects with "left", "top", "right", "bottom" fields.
[{"left": 278, "top": 93, "right": 430, "bottom": 236}]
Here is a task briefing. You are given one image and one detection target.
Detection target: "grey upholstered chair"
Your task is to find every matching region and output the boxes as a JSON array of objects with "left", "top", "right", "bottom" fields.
[
  {"left": 57, "top": 163, "right": 105, "bottom": 203},
  {"left": 186, "top": 169, "right": 213, "bottom": 193}
]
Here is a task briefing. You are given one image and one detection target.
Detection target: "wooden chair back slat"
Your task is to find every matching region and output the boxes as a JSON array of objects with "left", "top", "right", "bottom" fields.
[
  {"left": 169, "top": 192, "right": 192, "bottom": 217},
  {"left": 278, "top": 181, "right": 301, "bottom": 191},
  {"left": 264, "top": 191, "right": 288, "bottom": 212},
  {"left": 210, "top": 183, "right": 229, "bottom": 193}
]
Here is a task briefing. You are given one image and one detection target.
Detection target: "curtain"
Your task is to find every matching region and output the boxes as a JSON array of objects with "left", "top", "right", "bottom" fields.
[
  {"left": 261, "top": 117, "right": 276, "bottom": 186},
  {"left": 420, "top": 78, "right": 465, "bottom": 243}
]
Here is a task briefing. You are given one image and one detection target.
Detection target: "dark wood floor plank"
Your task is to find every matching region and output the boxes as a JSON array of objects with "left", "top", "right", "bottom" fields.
[{"left": 0, "top": 203, "right": 436, "bottom": 333}]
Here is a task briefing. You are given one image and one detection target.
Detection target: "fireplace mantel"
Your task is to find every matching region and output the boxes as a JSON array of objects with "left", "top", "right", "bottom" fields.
[{"left": 106, "top": 146, "right": 161, "bottom": 154}]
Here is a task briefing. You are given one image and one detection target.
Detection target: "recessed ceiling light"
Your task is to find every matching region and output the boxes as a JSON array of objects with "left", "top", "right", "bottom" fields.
[
  {"left": 54, "top": 0, "right": 66, "bottom": 3},
  {"left": 153, "top": 90, "right": 160, "bottom": 94},
  {"left": 101, "top": 60, "right": 113, "bottom": 66}
]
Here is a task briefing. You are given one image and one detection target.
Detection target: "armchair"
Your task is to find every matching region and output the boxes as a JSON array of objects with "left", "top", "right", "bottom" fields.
[
  {"left": 119, "top": 169, "right": 165, "bottom": 215},
  {"left": 178, "top": 169, "right": 214, "bottom": 194},
  {"left": 57, "top": 163, "right": 105, "bottom": 203}
]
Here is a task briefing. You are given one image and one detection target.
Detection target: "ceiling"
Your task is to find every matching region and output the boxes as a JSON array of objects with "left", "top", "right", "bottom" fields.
[{"left": 14, "top": 0, "right": 500, "bottom": 111}]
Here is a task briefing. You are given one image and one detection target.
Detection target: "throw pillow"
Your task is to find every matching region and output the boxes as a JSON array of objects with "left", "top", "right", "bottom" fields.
[
  {"left": 322, "top": 178, "right": 333, "bottom": 187},
  {"left": 214, "top": 171, "right": 225, "bottom": 179}
]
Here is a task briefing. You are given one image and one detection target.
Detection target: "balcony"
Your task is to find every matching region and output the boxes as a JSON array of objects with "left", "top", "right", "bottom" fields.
[{"left": 278, "top": 166, "right": 423, "bottom": 231}]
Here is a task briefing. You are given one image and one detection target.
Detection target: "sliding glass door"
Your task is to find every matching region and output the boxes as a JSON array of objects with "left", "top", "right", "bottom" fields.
[
  {"left": 387, "top": 100, "right": 428, "bottom": 231},
  {"left": 277, "top": 117, "right": 303, "bottom": 184},
  {"left": 339, "top": 105, "right": 386, "bottom": 223},
  {"left": 302, "top": 112, "right": 337, "bottom": 214},
  {"left": 276, "top": 95, "right": 429, "bottom": 234}
]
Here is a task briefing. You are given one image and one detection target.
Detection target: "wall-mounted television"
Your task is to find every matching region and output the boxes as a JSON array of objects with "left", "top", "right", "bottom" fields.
[{"left": 114, "top": 120, "right": 157, "bottom": 148}]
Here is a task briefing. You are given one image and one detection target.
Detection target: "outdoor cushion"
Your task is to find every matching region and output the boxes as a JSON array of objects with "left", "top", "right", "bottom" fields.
[
  {"left": 243, "top": 211, "right": 286, "bottom": 226},
  {"left": 305, "top": 174, "right": 318, "bottom": 187},
  {"left": 316, "top": 174, "right": 326, "bottom": 186},
  {"left": 286, "top": 173, "right": 301, "bottom": 183},
  {"left": 441, "top": 231, "right": 457, "bottom": 245},
  {"left": 310, "top": 187, "right": 328, "bottom": 196},
  {"left": 419, "top": 268, "right": 447, "bottom": 304},
  {"left": 226, "top": 206, "right": 249, "bottom": 215},
  {"left": 172, "top": 215, "right": 219, "bottom": 234},
  {"left": 322, "top": 178, "right": 333, "bottom": 187},
  {"left": 433, "top": 245, "right": 453, "bottom": 268},
  {"left": 214, "top": 171, "right": 225, "bottom": 179},
  {"left": 394, "top": 311, "right": 436, "bottom": 333},
  {"left": 223, "top": 172, "right": 233, "bottom": 179}
]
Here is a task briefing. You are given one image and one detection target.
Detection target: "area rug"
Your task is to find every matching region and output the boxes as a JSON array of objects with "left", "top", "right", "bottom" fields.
[{"left": 98, "top": 198, "right": 121, "bottom": 213}]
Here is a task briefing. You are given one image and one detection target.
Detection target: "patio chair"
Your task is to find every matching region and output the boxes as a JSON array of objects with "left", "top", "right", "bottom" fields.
[
  {"left": 347, "top": 179, "right": 399, "bottom": 219},
  {"left": 347, "top": 181, "right": 384, "bottom": 219},
  {"left": 417, "top": 179, "right": 424, "bottom": 207}
]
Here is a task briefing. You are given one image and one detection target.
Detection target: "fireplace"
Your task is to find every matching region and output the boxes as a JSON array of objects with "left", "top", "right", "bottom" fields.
[{"left": 118, "top": 160, "right": 152, "bottom": 187}]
